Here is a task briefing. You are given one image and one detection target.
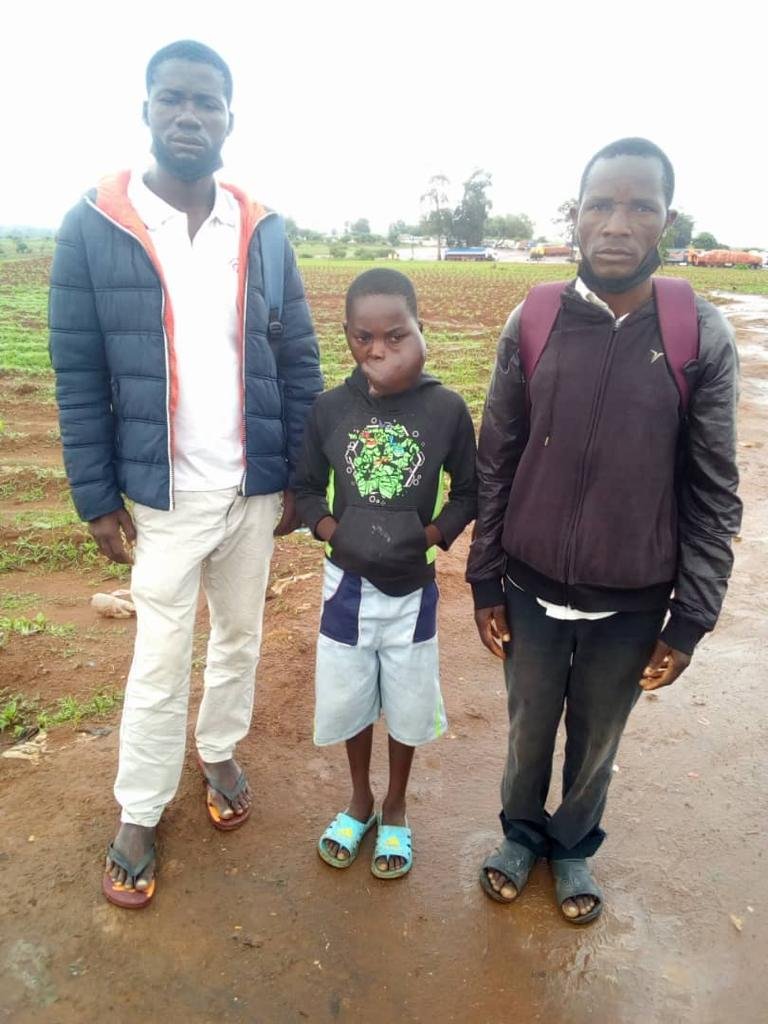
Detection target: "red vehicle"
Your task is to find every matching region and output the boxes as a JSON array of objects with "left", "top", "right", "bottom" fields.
[{"left": 690, "top": 249, "right": 762, "bottom": 268}]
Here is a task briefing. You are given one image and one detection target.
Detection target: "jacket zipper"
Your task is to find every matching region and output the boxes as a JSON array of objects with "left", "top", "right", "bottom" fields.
[
  {"left": 561, "top": 319, "right": 622, "bottom": 593},
  {"left": 85, "top": 197, "right": 176, "bottom": 511}
]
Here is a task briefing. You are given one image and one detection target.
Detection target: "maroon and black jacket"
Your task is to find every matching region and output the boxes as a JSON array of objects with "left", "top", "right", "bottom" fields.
[{"left": 466, "top": 281, "right": 742, "bottom": 654}]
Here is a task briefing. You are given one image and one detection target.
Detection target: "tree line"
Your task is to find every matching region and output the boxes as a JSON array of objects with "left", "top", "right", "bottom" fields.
[{"left": 282, "top": 172, "right": 747, "bottom": 254}]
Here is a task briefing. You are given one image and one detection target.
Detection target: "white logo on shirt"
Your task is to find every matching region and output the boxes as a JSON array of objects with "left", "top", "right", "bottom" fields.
[{"left": 650, "top": 349, "right": 665, "bottom": 365}]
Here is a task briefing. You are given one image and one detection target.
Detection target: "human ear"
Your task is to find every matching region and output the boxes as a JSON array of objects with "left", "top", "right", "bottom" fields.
[
  {"left": 665, "top": 208, "right": 678, "bottom": 229},
  {"left": 227, "top": 112, "right": 234, "bottom": 136},
  {"left": 142, "top": 101, "right": 149, "bottom": 126}
]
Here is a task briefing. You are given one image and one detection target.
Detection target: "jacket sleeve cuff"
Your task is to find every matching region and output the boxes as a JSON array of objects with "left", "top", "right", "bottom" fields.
[
  {"left": 294, "top": 497, "right": 330, "bottom": 537},
  {"left": 431, "top": 510, "right": 464, "bottom": 551},
  {"left": 660, "top": 614, "right": 707, "bottom": 656},
  {"left": 471, "top": 578, "right": 505, "bottom": 610}
]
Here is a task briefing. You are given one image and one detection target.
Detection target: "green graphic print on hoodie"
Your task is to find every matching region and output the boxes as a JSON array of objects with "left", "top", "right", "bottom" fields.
[{"left": 295, "top": 368, "right": 478, "bottom": 596}]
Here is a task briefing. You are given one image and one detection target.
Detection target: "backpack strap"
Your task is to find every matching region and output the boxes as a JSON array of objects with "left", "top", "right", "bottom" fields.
[
  {"left": 258, "top": 213, "right": 286, "bottom": 342},
  {"left": 518, "top": 281, "right": 569, "bottom": 384},
  {"left": 652, "top": 277, "right": 700, "bottom": 413}
]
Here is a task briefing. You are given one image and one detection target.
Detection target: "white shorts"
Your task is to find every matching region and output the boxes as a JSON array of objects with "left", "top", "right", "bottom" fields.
[{"left": 314, "top": 560, "right": 447, "bottom": 747}]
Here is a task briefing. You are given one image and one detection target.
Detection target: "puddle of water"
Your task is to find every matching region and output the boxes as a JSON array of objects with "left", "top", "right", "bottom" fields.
[
  {"left": 739, "top": 343, "right": 768, "bottom": 360},
  {"left": 711, "top": 290, "right": 768, "bottom": 328}
]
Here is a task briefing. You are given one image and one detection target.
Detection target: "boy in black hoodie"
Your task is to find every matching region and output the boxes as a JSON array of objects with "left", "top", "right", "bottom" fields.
[{"left": 295, "top": 268, "right": 477, "bottom": 879}]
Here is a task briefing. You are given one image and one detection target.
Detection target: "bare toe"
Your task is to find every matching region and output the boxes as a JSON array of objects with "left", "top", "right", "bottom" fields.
[
  {"left": 562, "top": 898, "right": 580, "bottom": 919},
  {"left": 485, "top": 869, "right": 517, "bottom": 901},
  {"left": 577, "top": 895, "right": 595, "bottom": 916}
]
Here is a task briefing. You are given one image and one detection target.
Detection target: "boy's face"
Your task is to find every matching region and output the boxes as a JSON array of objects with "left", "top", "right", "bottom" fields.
[{"left": 345, "top": 294, "right": 426, "bottom": 398}]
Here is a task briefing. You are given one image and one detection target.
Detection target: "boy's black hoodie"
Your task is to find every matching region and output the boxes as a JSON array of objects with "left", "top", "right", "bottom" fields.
[{"left": 295, "top": 367, "right": 477, "bottom": 596}]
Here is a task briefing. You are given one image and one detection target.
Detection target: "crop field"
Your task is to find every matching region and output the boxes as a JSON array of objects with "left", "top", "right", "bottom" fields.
[
  {"left": 4, "top": 252, "right": 765, "bottom": 408},
  {"left": 0, "top": 252, "right": 766, "bottom": 738}
]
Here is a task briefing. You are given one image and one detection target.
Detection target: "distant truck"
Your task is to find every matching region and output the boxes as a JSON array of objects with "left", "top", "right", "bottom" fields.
[
  {"left": 528, "top": 244, "right": 573, "bottom": 260},
  {"left": 664, "top": 248, "right": 691, "bottom": 265},
  {"left": 444, "top": 247, "right": 496, "bottom": 262},
  {"left": 689, "top": 249, "right": 762, "bottom": 269}
]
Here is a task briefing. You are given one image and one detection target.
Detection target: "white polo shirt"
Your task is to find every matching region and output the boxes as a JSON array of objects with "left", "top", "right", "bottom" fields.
[{"left": 127, "top": 172, "right": 243, "bottom": 491}]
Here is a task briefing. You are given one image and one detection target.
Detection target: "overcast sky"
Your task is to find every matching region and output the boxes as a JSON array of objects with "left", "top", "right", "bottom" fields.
[{"left": 4, "top": 0, "right": 766, "bottom": 247}]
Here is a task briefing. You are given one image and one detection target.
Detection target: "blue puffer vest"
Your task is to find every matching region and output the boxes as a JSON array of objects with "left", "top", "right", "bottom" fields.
[{"left": 49, "top": 171, "right": 322, "bottom": 522}]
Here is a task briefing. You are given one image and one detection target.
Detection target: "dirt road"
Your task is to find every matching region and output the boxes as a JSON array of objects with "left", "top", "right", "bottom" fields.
[{"left": 1, "top": 296, "right": 767, "bottom": 1024}]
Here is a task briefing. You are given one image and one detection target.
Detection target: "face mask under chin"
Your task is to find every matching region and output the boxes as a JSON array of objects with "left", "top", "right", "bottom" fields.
[
  {"left": 151, "top": 139, "right": 224, "bottom": 183},
  {"left": 577, "top": 245, "right": 662, "bottom": 295}
]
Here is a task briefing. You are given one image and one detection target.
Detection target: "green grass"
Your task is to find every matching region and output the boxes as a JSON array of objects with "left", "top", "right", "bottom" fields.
[
  {"left": 0, "top": 611, "right": 75, "bottom": 647},
  {"left": 0, "top": 687, "right": 121, "bottom": 738},
  {"left": 0, "top": 466, "right": 68, "bottom": 503},
  {"left": 11, "top": 508, "right": 80, "bottom": 530},
  {"left": 2, "top": 256, "right": 767, "bottom": 380},
  {"left": 0, "top": 534, "right": 130, "bottom": 578},
  {"left": 0, "top": 590, "right": 41, "bottom": 611}
]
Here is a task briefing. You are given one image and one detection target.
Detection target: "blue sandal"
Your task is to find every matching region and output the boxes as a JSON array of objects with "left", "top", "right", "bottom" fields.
[
  {"left": 318, "top": 810, "right": 376, "bottom": 869},
  {"left": 371, "top": 817, "right": 413, "bottom": 879}
]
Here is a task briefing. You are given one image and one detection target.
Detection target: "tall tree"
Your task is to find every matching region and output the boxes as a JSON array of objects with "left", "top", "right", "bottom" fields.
[
  {"left": 388, "top": 220, "right": 407, "bottom": 245},
  {"left": 350, "top": 218, "right": 371, "bottom": 240},
  {"left": 452, "top": 170, "right": 492, "bottom": 246},
  {"left": 662, "top": 211, "right": 695, "bottom": 250},
  {"left": 691, "top": 231, "right": 719, "bottom": 250},
  {"left": 486, "top": 213, "right": 534, "bottom": 240},
  {"left": 553, "top": 198, "right": 578, "bottom": 245},
  {"left": 420, "top": 174, "right": 450, "bottom": 260}
]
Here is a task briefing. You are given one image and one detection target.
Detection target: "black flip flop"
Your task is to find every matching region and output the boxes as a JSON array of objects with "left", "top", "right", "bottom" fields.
[
  {"left": 550, "top": 858, "right": 603, "bottom": 925},
  {"left": 479, "top": 838, "right": 537, "bottom": 904}
]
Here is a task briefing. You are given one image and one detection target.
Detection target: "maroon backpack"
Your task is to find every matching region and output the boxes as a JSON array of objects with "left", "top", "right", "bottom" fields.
[{"left": 518, "top": 277, "right": 700, "bottom": 411}]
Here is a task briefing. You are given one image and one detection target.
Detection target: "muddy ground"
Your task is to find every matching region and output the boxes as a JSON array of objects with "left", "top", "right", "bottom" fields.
[{"left": 1, "top": 296, "right": 767, "bottom": 1024}]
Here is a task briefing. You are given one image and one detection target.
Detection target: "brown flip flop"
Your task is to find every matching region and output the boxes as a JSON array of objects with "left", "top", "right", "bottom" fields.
[
  {"left": 198, "top": 760, "right": 251, "bottom": 832},
  {"left": 102, "top": 842, "right": 156, "bottom": 909}
]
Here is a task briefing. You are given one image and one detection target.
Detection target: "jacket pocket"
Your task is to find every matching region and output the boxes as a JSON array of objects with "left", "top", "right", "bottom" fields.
[{"left": 331, "top": 505, "right": 427, "bottom": 580}]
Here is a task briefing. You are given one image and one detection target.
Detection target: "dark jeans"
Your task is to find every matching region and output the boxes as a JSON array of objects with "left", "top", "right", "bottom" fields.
[{"left": 499, "top": 583, "right": 665, "bottom": 860}]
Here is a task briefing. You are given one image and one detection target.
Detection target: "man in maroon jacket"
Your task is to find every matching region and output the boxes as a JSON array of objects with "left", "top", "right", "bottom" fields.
[{"left": 467, "top": 138, "right": 741, "bottom": 923}]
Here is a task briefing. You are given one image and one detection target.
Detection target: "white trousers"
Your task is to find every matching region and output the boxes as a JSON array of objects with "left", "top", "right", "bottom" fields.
[{"left": 114, "top": 489, "right": 280, "bottom": 827}]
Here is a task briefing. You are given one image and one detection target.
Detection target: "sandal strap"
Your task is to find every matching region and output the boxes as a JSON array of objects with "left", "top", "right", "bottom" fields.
[
  {"left": 106, "top": 841, "right": 155, "bottom": 882},
  {"left": 374, "top": 823, "right": 412, "bottom": 861},
  {"left": 321, "top": 811, "right": 374, "bottom": 851},
  {"left": 482, "top": 838, "right": 537, "bottom": 893},
  {"left": 204, "top": 769, "right": 247, "bottom": 805},
  {"left": 550, "top": 858, "right": 603, "bottom": 906}
]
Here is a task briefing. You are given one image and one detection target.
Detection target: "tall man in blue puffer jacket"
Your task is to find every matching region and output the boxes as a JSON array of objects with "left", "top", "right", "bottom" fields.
[{"left": 49, "top": 40, "right": 322, "bottom": 908}]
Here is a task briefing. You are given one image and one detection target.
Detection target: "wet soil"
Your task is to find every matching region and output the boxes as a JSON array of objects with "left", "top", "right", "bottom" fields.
[{"left": 1, "top": 298, "right": 767, "bottom": 1023}]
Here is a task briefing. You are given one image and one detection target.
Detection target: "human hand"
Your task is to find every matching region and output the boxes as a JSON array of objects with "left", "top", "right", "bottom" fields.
[
  {"left": 639, "top": 640, "right": 691, "bottom": 691},
  {"left": 425, "top": 524, "right": 442, "bottom": 549},
  {"left": 274, "top": 489, "right": 301, "bottom": 536},
  {"left": 88, "top": 507, "right": 136, "bottom": 564},
  {"left": 474, "top": 604, "right": 510, "bottom": 661},
  {"left": 315, "top": 516, "right": 337, "bottom": 543}
]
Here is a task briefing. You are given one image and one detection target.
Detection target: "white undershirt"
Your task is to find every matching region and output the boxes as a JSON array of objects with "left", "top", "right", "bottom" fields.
[
  {"left": 509, "top": 277, "right": 620, "bottom": 620},
  {"left": 127, "top": 172, "right": 243, "bottom": 491}
]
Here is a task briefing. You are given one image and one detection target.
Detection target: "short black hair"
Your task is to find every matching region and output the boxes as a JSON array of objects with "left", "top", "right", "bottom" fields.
[
  {"left": 345, "top": 269, "right": 418, "bottom": 320},
  {"left": 579, "top": 137, "right": 675, "bottom": 207},
  {"left": 146, "top": 40, "right": 233, "bottom": 105}
]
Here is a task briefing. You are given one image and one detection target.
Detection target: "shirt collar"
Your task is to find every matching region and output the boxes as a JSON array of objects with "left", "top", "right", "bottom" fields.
[
  {"left": 127, "top": 171, "right": 237, "bottom": 230},
  {"left": 574, "top": 276, "right": 628, "bottom": 324}
]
